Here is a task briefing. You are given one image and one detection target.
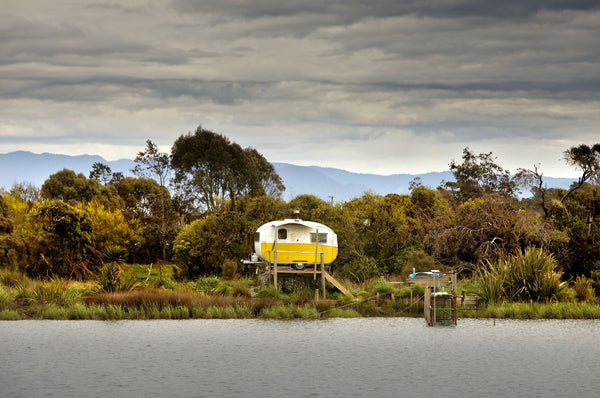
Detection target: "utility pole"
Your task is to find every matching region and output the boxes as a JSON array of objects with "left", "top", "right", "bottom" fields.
[{"left": 328, "top": 195, "right": 334, "bottom": 206}]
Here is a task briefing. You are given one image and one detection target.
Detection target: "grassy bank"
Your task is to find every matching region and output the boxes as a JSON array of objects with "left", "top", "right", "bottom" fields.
[
  {"left": 2, "top": 269, "right": 600, "bottom": 321},
  {"left": 460, "top": 301, "right": 600, "bottom": 320},
  {"left": 0, "top": 270, "right": 425, "bottom": 320}
]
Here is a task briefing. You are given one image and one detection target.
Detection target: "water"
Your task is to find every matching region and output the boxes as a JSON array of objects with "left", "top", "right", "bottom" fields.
[{"left": 1, "top": 318, "right": 599, "bottom": 397}]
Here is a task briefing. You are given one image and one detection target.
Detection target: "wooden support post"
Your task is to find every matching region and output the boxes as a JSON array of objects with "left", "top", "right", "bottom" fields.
[
  {"left": 315, "top": 289, "right": 319, "bottom": 302},
  {"left": 321, "top": 253, "right": 326, "bottom": 299},
  {"left": 314, "top": 229, "right": 319, "bottom": 280},
  {"left": 273, "top": 246, "right": 278, "bottom": 290}
]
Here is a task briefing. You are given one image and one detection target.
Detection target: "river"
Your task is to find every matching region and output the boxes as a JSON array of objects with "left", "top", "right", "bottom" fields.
[{"left": 1, "top": 318, "right": 599, "bottom": 397}]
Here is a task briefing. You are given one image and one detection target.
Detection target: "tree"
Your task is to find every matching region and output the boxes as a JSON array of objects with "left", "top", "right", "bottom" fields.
[
  {"left": 444, "top": 148, "right": 517, "bottom": 201},
  {"left": 29, "top": 200, "right": 101, "bottom": 278},
  {"left": 114, "top": 176, "right": 177, "bottom": 263},
  {"left": 245, "top": 148, "right": 285, "bottom": 198},
  {"left": 170, "top": 126, "right": 284, "bottom": 213},
  {"left": 561, "top": 143, "right": 600, "bottom": 202},
  {"left": 42, "top": 169, "right": 100, "bottom": 203},
  {"left": 133, "top": 140, "right": 174, "bottom": 260},
  {"left": 76, "top": 200, "right": 144, "bottom": 254},
  {"left": 172, "top": 211, "right": 247, "bottom": 278},
  {"left": 89, "top": 162, "right": 113, "bottom": 185}
]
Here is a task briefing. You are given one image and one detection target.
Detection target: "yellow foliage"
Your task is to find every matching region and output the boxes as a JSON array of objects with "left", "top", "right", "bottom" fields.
[{"left": 77, "top": 200, "right": 144, "bottom": 250}]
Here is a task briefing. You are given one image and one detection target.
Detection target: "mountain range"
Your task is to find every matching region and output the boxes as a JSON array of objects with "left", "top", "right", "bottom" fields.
[{"left": 0, "top": 151, "right": 576, "bottom": 201}]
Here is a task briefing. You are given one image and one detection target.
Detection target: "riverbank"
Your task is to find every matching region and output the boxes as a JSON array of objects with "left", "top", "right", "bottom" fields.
[{"left": 2, "top": 270, "right": 600, "bottom": 321}]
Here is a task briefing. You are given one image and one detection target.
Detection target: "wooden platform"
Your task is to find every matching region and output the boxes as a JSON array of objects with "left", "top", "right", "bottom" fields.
[{"left": 264, "top": 254, "right": 354, "bottom": 299}]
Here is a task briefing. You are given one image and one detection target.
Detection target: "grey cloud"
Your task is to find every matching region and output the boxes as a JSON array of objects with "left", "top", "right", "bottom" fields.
[{"left": 172, "top": 0, "right": 600, "bottom": 21}]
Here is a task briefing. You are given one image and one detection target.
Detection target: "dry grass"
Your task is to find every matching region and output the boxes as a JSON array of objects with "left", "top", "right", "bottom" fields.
[{"left": 83, "top": 289, "right": 279, "bottom": 312}]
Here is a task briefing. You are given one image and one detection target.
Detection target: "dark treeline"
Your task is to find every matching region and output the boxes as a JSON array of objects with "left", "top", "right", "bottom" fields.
[{"left": 2, "top": 127, "right": 600, "bottom": 294}]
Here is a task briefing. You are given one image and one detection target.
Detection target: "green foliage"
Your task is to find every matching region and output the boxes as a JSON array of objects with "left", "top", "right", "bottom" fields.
[
  {"left": 573, "top": 276, "right": 596, "bottom": 302},
  {"left": 28, "top": 200, "right": 101, "bottom": 278},
  {"left": 196, "top": 276, "right": 221, "bottom": 294},
  {"left": 102, "top": 245, "right": 128, "bottom": 264},
  {"left": 340, "top": 257, "right": 380, "bottom": 284},
  {"left": 96, "top": 262, "right": 139, "bottom": 292},
  {"left": 171, "top": 126, "right": 284, "bottom": 213},
  {"left": 255, "top": 285, "right": 283, "bottom": 300},
  {"left": 173, "top": 211, "right": 248, "bottom": 278},
  {"left": 42, "top": 169, "right": 100, "bottom": 203},
  {"left": 400, "top": 249, "right": 435, "bottom": 280},
  {"left": 28, "top": 277, "right": 81, "bottom": 306},
  {"left": 0, "top": 286, "right": 11, "bottom": 310},
  {"left": 220, "top": 259, "right": 238, "bottom": 280},
  {"left": 444, "top": 147, "right": 518, "bottom": 201},
  {"left": 478, "top": 247, "right": 566, "bottom": 303}
]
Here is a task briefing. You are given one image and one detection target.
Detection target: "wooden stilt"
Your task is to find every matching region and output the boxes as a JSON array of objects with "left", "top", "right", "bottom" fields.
[
  {"left": 273, "top": 244, "right": 278, "bottom": 289},
  {"left": 320, "top": 253, "right": 326, "bottom": 299}
]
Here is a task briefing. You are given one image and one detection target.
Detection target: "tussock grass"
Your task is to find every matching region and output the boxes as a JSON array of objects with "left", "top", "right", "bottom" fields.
[
  {"left": 323, "top": 308, "right": 361, "bottom": 318},
  {"left": 469, "top": 301, "right": 600, "bottom": 319},
  {"left": 0, "top": 309, "right": 23, "bottom": 320},
  {"left": 0, "top": 286, "right": 11, "bottom": 311},
  {"left": 573, "top": 276, "right": 596, "bottom": 302},
  {"left": 0, "top": 269, "right": 32, "bottom": 288}
]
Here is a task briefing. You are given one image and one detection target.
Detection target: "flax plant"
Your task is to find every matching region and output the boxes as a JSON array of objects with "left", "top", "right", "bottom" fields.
[{"left": 478, "top": 247, "right": 566, "bottom": 303}]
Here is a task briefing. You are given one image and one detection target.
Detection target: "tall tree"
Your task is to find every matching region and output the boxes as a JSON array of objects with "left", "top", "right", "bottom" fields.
[
  {"left": 561, "top": 143, "right": 600, "bottom": 202},
  {"left": 171, "top": 126, "right": 284, "bottom": 212},
  {"left": 444, "top": 147, "right": 517, "bottom": 201},
  {"left": 133, "top": 140, "right": 174, "bottom": 260},
  {"left": 89, "top": 162, "right": 113, "bottom": 185}
]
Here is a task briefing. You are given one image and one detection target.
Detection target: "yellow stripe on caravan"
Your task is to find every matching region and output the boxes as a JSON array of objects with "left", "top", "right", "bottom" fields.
[{"left": 261, "top": 243, "right": 338, "bottom": 264}]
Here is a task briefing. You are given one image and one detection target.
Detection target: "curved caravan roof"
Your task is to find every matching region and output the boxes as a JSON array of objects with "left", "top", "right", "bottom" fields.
[
  {"left": 257, "top": 218, "right": 334, "bottom": 232},
  {"left": 254, "top": 218, "right": 338, "bottom": 265}
]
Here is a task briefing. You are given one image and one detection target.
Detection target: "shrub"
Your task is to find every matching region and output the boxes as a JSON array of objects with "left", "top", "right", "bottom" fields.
[
  {"left": 0, "top": 286, "right": 11, "bottom": 310},
  {"left": 478, "top": 247, "right": 566, "bottom": 303},
  {"left": 30, "top": 277, "right": 81, "bottom": 306},
  {"left": 573, "top": 276, "right": 596, "bottom": 302},
  {"left": 220, "top": 259, "right": 238, "bottom": 280},
  {"left": 196, "top": 276, "right": 221, "bottom": 294},
  {"left": 0, "top": 269, "right": 31, "bottom": 288},
  {"left": 255, "top": 285, "right": 282, "bottom": 300},
  {"left": 341, "top": 257, "right": 380, "bottom": 284},
  {"left": 97, "top": 262, "right": 139, "bottom": 292}
]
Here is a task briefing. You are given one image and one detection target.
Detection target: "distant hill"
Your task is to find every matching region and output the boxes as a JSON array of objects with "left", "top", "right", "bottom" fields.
[
  {"left": 0, "top": 151, "right": 576, "bottom": 201},
  {"left": 0, "top": 151, "right": 136, "bottom": 189}
]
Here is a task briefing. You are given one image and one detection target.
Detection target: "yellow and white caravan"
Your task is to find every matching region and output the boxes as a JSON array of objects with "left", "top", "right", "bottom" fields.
[{"left": 254, "top": 216, "right": 338, "bottom": 270}]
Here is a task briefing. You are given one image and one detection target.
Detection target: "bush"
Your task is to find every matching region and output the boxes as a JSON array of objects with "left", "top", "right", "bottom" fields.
[
  {"left": 97, "top": 262, "right": 139, "bottom": 292},
  {"left": 0, "top": 286, "right": 11, "bottom": 310},
  {"left": 573, "top": 276, "right": 596, "bottom": 302},
  {"left": 340, "top": 257, "right": 380, "bottom": 284},
  {"left": 478, "top": 247, "right": 566, "bottom": 303},
  {"left": 196, "top": 276, "right": 221, "bottom": 294},
  {"left": 220, "top": 259, "right": 238, "bottom": 280}
]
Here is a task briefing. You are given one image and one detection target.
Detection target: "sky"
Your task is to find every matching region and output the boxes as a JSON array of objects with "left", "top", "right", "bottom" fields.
[{"left": 2, "top": 0, "right": 599, "bottom": 177}]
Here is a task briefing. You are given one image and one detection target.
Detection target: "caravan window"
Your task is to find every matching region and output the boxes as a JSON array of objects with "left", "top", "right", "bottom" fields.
[
  {"left": 310, "top": 233, "right": 327, "bottom": 243},
  {"left": 278, "top": 228, "right": 287, "bottom": 240}
]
